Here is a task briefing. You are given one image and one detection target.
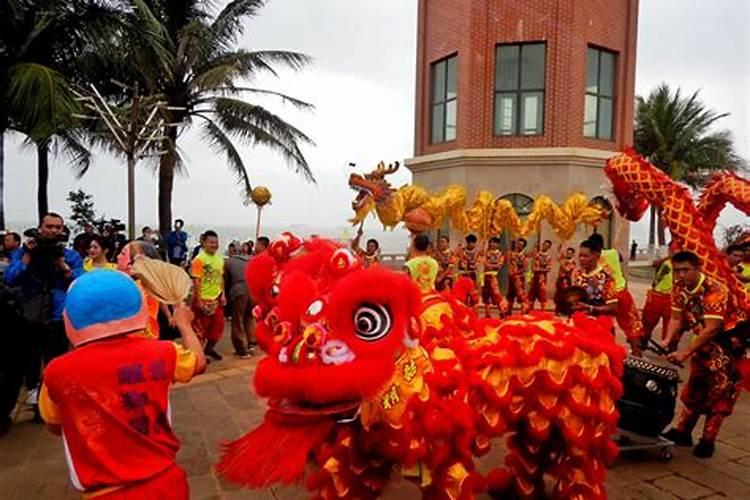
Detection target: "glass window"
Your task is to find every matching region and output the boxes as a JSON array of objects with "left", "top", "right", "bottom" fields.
[
  {"left": 584, "top": 46, "right": 617, "bottom": 140},
  {"left": 495, "top": 94, "right": 517, "bottom": 135},
  {"left": 494, "top": 42, "right": 546, "bottom": 136},
  {"left": 430, "top": 54, "right": 458, "bottom": 143}
]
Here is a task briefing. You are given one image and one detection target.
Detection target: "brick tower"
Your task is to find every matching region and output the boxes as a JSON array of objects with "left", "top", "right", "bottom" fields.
[{"left": 406, "top": 0, "right": 639, "bottom": 251}]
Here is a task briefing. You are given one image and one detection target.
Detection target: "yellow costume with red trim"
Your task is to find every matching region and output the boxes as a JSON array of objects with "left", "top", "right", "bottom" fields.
[{"left": 217, "top": 235, "right": 624, "bottom": 500}]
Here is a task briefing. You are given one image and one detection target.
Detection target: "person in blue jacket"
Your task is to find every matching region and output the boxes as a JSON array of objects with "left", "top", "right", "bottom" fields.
[{"left": 4, "top": 212, "right": 83, "bottom": 415}]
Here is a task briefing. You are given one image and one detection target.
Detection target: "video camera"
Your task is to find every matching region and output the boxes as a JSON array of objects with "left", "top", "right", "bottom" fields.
[{"left": 22, "top": 228, "right": 66, "bottom": 281}]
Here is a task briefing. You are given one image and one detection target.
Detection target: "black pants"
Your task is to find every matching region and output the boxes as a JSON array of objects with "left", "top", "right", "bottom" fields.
[
  {"left": 24, "top": 320, "right": 69, "bottom": 394},
  {"left": 0, "top": 317, "right": 31, "bottom": 423}
]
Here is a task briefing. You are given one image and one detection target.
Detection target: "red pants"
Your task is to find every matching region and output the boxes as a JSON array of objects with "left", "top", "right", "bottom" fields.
[
  {"left": 527, "top": 273, "right": 548, "bottom": 309},
  {"left": 506, "top": 274, "right": 529, "bottom": 313},
  {"left": 482, "top": 274, "right": 509, "bottom": 316},
  {"left": 193, "top": 303, "right": 225, "bottom": 342},
  {"left": 642, "top": 290, "right": 671, "bottom": 340},
  {"left": 95, "top": 464, "right": 189, "bottom": 499},
  {"left": 615, "top": 289, "right": 643, "bottom": 343}
]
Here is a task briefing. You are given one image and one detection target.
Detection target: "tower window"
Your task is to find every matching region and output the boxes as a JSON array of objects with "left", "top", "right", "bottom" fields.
[
  {"left": 430, "top": 55, "right": 457, "bottom": 143},
  {"left": 584, "top": 46, "right": 616, "bottom": 140},
  {"left": 494, "top": 42, "right": 546, "bottom": 136}
]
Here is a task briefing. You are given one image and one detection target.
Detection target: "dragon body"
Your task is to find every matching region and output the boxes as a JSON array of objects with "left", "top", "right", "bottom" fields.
[
  {"left": 697, "top": 171, "right": 750, "bottom": 234},
  {"left": 349, "top": 162, "right": 605, "bottom": 240},
  {"left": 218, "top": 235, "right": 624, "bottom": 499},
  {"left": 605, "top": 150, "right": 750, "bottom": 310}
]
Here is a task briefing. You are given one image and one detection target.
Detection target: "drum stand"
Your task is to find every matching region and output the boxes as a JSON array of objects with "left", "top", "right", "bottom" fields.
[
  {"left": 615, "top": 339, "right": 681, "bottom": 463},
  {"left": 615, "top": 429, "right": 674, "bottom": 462}
]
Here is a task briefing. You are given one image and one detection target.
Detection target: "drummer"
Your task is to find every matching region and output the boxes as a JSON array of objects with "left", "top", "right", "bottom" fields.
[{"left": 661, "top": 251, "right": 747, "bottom": 459}]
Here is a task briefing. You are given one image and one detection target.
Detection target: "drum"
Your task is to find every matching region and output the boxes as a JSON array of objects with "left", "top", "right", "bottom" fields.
[{"left": 617, "top": 355, "right": 679, "bottom": 436}]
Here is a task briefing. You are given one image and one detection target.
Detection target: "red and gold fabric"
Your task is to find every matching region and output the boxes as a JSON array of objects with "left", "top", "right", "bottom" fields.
[
  {"left": 432, "top": 248, "right": 456, "bottom": 291},
  {"left": 454, "top": 246, "right": 482, "bottom": 283},
  {"left": 528, "top": 251, "right": 552, "bottom": 308},
  {"left": 571, "top": 266, "right": 618, "bottom": 309},
  {"left": 506, "top": 250, "right": 530, "bottom": 312},
  {"left": 39, "top": 335, "right": 196, "bottom": 496},
  {"left": 555, "top": 257, "right": 576, "bottom": 291}
]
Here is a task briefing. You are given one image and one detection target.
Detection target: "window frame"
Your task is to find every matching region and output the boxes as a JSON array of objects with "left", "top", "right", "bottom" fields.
[
  {"left": 584, "top": 45, "right": 617, "bottom": 141},
  {"left": 493, "top": 42, "right": 547, "bottom": 137},
  {"left": 429, "top": 54, "right": 458, "bottom": 144}
]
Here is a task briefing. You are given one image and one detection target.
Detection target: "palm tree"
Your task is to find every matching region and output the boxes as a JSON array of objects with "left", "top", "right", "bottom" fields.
[
  {"left": 634, "top": 83, "right": 745, "bottom": 247},
  {"left": 1, "top": 0, "right": 166, "bottom": 222},
  {"left": 142, "top": 0, "right": 316, "bottom": 234}
]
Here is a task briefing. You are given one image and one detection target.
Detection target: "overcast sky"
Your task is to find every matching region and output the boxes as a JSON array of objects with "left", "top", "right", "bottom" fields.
[{"left": 4, "top": 0, "right": 749, "bottom": 245}]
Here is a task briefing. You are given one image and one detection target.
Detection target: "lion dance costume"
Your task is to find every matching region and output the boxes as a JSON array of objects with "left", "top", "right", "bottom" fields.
[{"left": 217, "top": 234, "right": 624, "bottom": 499}]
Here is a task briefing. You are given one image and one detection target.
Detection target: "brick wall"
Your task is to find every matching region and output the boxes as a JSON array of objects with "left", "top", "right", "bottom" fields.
[{"left": 414, "top": 0, "right": 639, "bottom": 156}]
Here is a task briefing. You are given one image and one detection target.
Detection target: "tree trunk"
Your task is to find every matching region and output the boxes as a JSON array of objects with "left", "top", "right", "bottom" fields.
[
  {"left": 158, "top": 126, "right": 178, "bottom": 236},
  {"left": 0, "top": 131, "right": 5, "bottom": 230},
  {"left": 657, "top": 213, "right": 667, "bottom": 247},
  {"left": 127, "top": 154, "right": 136, "bottom": 240},
  {"left": 648, "top": 205, "right": 656, "bottom": 248},
  {"left": 37, "top": 141, "right": 50, "bottom": 222}
]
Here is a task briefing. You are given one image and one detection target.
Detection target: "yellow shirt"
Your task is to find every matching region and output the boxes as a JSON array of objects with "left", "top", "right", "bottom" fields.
[
  {"left": 600, "top": 249, "right": 626, "bottom": 292},
  {"left": 83, "top": 259, "right": 116, "bottom": 272},
  {"left": 652, "top": 258, "right": 673, "bottom": 294},
  {"left": 740, "top": 263, "right": 750, "bottom": 290},
  {"left": 405, "top": 255, "right": 439, "bottom": 293},
  {"left": 190, "top": 251, "right": 224, "bottom": 300}
]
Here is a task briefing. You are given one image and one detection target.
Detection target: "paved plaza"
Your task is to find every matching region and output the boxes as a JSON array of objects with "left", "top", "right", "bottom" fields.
[{"left": 2, "top": 272, "right": 749, "bottom": 499}]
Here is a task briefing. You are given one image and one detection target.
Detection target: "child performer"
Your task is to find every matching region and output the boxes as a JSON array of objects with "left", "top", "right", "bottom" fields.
[{"left": 39, "top": 271, "right": 206, "bottom": 499}]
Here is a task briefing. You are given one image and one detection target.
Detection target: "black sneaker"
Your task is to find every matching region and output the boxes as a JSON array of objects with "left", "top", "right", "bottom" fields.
[
  {"left": 662, "top": 428, "right": 693, "bottom": 447},
  {"left": 207, "top": 350, "right": 223, "bottom": 361},
  {"left": 692, "top": 439, "right": 715, "bottom": 458}
]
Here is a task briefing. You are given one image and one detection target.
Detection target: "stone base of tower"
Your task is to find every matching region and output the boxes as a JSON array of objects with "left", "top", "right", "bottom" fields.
[{"left": 405, "top": 147, "right": 630, "bottom": 260}]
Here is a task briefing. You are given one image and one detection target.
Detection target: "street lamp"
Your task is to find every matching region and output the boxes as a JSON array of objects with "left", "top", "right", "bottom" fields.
[{"left": 73, "top": 82, "right": 184, "bottom": 240}]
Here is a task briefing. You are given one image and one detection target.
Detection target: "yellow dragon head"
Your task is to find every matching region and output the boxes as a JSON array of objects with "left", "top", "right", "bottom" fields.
[{"left": 348, "top": 161, "right": 400, "bottom": 223}]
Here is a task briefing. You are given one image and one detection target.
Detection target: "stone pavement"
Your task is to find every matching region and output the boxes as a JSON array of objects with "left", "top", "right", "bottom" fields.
[{"left": 2, "top": 272, "right": 749, "bottom": 499}]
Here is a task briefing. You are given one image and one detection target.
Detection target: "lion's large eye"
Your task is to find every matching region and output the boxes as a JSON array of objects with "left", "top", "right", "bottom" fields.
[{"left": 354, "top": 303, "right": 391, "bottom": 342}]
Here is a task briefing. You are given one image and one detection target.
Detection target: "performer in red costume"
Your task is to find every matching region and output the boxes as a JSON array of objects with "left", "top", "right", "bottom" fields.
[
  {"left": 528, "top": 239, "right": 553, "bottom": 310},
  {"left": 662, "top": 251, "right": 747, "bottom": 458},
  {"left": 642, "top": 241, "right": 679, "bottom": 341},
  {"left": 555, "top": 246, "right": 577, "bottom": 291},
  {"left": 506, "top": 238, "right": 530, "bottom": 313},
  {"left": 39, "top": 271, "right": 206, "bottom": 499},
  {"left": 454, "top": 234, "right": 482, "bottom": 284},
  {"left": 481, "top": 237, "right": 509, "bottom": 317},
  {"left": 433, "top": 235, "right": 455, "bottom": 291},
  {"left": 589, "top": 233, "right": 644, "bottom": 346}
]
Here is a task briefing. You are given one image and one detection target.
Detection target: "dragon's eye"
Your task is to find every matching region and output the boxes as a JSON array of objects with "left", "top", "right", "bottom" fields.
[
  {"left": 306, "top": 299, "right": 325, "bottom": 320},
  {"left": 354, "top": 303, "right": 391, "bottom": 342},
  {"left": 270, "top": 284, "right": 280, "bottom": 298}
]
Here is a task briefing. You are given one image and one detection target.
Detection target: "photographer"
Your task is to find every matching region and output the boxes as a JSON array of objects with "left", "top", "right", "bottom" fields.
[{"left": 4, "top": 213, "right": 84, "bottom": 414}]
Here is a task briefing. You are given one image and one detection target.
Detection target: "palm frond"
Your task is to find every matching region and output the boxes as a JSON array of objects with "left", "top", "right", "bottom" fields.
[
  {"left": 195, "top": 113, "right": 252, "bottom": 197},
  {"left": 5, "top": 63, "right": 79, "bottom": 142},
  {"left": 193, "top": 49, "right": 312, "bottom": 86},
  {"left": 634, "top": 83, "right": 741, "bottom": 187},
  {"left": 211, "top": 0, "right": 265, "bottom": 47},
  {"left": 197, "top": 87, "right": 315, "bottom": 111},
  {"left": 55, "top": 128, "right": 92, "bottom": 177},
  {"left": 211, "top": 97, "right": 315, "bottom": 183}
]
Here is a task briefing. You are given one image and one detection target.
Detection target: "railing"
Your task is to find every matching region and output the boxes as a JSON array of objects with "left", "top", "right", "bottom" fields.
[{"left": 379, "top": 253, "right": 408, "bottom": 270}]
